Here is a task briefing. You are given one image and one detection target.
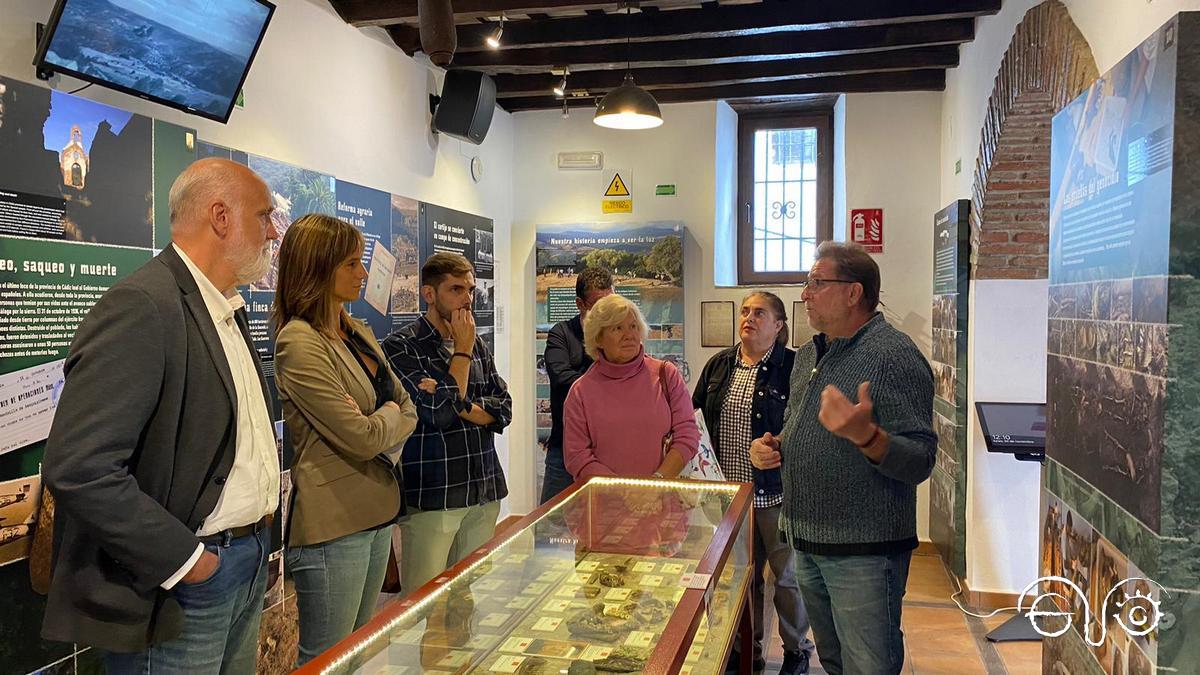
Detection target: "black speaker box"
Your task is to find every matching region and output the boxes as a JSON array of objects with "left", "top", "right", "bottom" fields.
[{"left": 433, "top": 70, "right": 496, "bottom": 145}]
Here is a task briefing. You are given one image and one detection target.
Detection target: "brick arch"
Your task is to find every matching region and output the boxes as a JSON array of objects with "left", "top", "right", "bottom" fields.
[{"left": 970, "top": 0, "right": 1098, "bottom": 279}]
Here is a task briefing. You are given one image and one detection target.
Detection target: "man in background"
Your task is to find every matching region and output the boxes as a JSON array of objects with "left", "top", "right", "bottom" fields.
[{"left": 384, "top": 253, "right": 511, "bottom": 593}]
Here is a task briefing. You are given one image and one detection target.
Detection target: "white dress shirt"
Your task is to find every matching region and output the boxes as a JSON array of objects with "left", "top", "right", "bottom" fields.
[{"left": 162, "top": 245, "right": 280, "bottom": 589}]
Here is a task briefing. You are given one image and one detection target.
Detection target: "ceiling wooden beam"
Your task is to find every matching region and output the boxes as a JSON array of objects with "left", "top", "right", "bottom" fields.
[
  {"left": 334, "top": 0, "right": 999, "bottom": 30},
  {"left": 500, "top": 68, "right": 947, "bottom": 111},
  {"left": 460, "top": 0, "right": 996, "bottom": 53},
  {"left": 490, "top": 45, "right": 959, "bottom": 97},
  {"left": 435, "top": 19, "right": 974, "bottom": 70}
]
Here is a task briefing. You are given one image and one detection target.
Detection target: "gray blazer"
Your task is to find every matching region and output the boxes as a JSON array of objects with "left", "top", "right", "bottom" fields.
[{"left": 40, "top": 246, "right": 273, "bottom": 652}]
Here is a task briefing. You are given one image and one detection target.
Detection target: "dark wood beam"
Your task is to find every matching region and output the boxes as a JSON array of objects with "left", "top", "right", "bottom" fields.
[
  {"left": 334, "top": 0, "right": 999, "bottom": 30},
  {"left": 448, "top": 1, "right": 997, "bottom": 53},
  {"left": 438, "top": 19, "right": 974, "bottom": 70},
  {"left": 490, "top": 45, "right": 959, "bottom": 97},
  {"left": 500, "top": 68, "right": 947, "bottom": 111}
]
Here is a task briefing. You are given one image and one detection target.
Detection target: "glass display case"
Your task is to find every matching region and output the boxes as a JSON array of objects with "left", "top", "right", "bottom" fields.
[{"left": 297, "top": 477, "right": 754, "bottom": 675}]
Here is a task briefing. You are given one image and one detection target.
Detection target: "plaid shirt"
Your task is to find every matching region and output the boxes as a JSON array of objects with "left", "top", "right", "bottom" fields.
[
  {"left": 382, "top": 316, "right": 511, "bottom": 511},
  {"left": 717, "top": 346, "right": 783, "bottom": 509}
]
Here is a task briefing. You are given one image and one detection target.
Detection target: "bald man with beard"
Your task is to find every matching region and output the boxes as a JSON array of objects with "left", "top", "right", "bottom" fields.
[{"left": 41, "top": 158, "right": 282, "bottom": 674}]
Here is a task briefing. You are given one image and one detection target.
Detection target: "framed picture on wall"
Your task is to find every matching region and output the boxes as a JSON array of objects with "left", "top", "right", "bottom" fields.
[
  {"left": 701, "top": 301, "right": 735, "bottom": 347},
  {"left": 792, "top": 301, "right": 815, "bottom": 347}
]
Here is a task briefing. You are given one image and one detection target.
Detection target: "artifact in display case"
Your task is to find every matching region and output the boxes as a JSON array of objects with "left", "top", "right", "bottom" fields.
[{"left": 297, "top": 477, "right": 754, "bottom": 675}]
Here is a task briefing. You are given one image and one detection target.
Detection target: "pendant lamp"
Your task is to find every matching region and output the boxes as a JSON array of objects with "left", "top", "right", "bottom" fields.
[{"left": 594, "top": 4, "right": 662, "bottom": 130}]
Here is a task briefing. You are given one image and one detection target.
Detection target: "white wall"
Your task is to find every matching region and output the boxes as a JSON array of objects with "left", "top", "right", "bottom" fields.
[
  {"left": 0, "top": 0, "right": 518, "bottom": 505},
  {"left": 508, "top": 92, "right": 942, "bottom": 535},
  {"left": 938, "top": 0, "right": 1200, "bottom": 593}
]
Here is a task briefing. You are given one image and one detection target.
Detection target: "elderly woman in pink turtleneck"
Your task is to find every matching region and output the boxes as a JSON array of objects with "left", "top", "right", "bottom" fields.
[{"left": 563, "top": 294, "right": 699, "bottom": 480}]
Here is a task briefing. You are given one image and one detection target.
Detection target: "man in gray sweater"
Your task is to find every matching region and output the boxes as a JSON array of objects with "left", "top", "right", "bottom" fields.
[{"left": 751, "top": 241, "right": 936, "bottom": 675}]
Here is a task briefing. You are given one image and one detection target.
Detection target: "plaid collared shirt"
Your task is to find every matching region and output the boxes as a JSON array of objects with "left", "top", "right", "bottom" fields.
[
  {"left": 382, "top": 316, "right": 511, "bottom": 511},
  {"left": 717, "top": 345, "right": 782, "bottom": 509}
]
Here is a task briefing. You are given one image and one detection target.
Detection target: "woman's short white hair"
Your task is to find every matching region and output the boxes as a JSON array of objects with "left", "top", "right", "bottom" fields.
[{"left": 583, "top": 293, "right": 648, "bottom": 361}]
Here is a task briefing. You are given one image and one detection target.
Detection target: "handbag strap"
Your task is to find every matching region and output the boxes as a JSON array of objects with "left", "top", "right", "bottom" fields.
[{"left": 659, "top": 362, "right": 673, "bottom": 457}]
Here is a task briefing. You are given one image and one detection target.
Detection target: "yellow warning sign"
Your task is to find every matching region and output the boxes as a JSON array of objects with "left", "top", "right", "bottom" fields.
[
  {"left": 605, "top": 173, "right": 631, "bottom": 197},
  {"left": 602, "top": 199, "right": 632, "bottom": 214}
]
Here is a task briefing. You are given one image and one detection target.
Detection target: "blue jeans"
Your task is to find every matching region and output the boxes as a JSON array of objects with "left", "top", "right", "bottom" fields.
[
  {"left": 287, "top": 526, "right": 394, "bottom": 666},
  {"left": 540, "top": 446, "right": 575, "bottom": 505},
  {"left": 104, "top": 529, "right": 269, "bottom": 675},
  {"left": 793, "top": 549, "right": 912, "bottom": 675}
]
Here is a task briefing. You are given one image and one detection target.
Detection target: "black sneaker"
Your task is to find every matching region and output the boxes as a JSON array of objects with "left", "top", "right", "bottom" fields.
[
  {"left": 779, "top": 649, "right": 810, "bottom": 675},
  {"left": 724, "top": 651, "right": 767, "bottom": 673}
]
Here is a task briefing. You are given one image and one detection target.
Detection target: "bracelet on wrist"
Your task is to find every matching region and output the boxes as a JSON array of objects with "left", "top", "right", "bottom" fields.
[
  {"left": 856, "top": 425, "right": 881, "bottom": 448},
  {"left": 451, "top": 351, "right": 472, "bottom": 361}
]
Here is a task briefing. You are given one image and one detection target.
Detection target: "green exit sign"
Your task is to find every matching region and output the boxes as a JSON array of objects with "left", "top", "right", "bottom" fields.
[{"left": 655, "top": 184, "right": 676, "bottom": 196}]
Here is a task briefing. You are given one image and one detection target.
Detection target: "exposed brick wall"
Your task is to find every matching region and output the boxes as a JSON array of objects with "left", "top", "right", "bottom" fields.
[{"left": 970, "top": 1, "right": 1098, "bottom": 280}]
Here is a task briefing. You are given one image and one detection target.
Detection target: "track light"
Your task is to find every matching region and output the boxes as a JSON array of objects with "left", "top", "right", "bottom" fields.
[
  {"left": 553, "top": 76, "right": 568, "bottom": 97},
  {"left": 485, "top": 16, "right": 504, "bottom": 48}
]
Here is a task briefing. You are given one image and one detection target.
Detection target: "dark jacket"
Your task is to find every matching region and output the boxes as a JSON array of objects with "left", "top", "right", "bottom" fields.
[
  {"left": 41, "top": 246, "right": 271, "bottom": 652},
  {"left": 543, "top": 315, "right": 591, "bottom": 450},
  {"left": 692, "top": 343, "right": 795, "bottom": 499}
]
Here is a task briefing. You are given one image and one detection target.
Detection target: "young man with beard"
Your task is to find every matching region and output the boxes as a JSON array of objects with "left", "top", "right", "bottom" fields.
[
  {"left": 42, "top": 158, "right": 281, "bottom": 673},
  {"left": 383, "top": 253, "right": 512, "bottom": 594}
]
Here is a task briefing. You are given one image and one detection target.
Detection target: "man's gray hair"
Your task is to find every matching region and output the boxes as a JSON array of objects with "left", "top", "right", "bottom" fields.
[
  {"left": 167, "top": 159, "right": 231, "bottom": 230},
  {"left": 814, "top": 241, "right": 881, "bottom": 311}
]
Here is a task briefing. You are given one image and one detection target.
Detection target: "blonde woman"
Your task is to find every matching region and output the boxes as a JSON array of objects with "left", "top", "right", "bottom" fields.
[
  {"left": 563, "top": 294, "right": 699, "bottom": 479},
  {"left": 273, "top": 214, "right": 417, "bottom": 665}
]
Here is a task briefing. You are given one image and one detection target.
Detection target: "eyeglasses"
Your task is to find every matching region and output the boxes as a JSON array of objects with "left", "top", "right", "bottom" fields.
[{"left": 800, "top": 278, "right": 857, "bottom": 290}]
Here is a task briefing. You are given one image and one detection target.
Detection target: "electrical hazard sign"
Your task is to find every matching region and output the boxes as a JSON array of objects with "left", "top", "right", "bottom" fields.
[
  {"left": 602, "top": 170, "right": 633, "bottom": 213},
  {"left": 605, "top": 173, "right": 630, "bottom": 197}
]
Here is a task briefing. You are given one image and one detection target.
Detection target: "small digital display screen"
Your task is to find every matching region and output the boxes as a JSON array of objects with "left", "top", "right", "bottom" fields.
[{"left": 975, "top": 402, "right": 1046, "bottom": 452}]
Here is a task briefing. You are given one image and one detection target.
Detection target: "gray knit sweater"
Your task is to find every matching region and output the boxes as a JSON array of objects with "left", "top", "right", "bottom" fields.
[{"left": 779, "top": 313, "right": 936, "bottom": 555}]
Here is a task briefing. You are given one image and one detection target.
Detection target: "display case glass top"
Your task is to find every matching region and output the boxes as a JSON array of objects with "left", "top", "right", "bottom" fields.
[{"left": 299, "top": 477, "right": 754, "bottom": 675}]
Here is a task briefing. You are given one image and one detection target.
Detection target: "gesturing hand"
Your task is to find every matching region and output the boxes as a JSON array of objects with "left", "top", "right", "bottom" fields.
[
  {"left": 818, "top": 381, "right": 876, "bottom": 446},
  {"left": 417, "top": 378, "right": 438, "bottom": 394}
]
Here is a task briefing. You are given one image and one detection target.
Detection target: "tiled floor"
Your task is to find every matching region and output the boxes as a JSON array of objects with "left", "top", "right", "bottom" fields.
[{"left": 758, "top": 550, "right": 1043, "bottom": 674}]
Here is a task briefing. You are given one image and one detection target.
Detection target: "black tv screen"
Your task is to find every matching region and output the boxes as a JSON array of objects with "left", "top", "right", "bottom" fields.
[
  {"left": 975, "top": 402, "right": 1046, "bottom": 453},
  {"left": 34, "top": 0, "right": 275, "bottom": 123}
]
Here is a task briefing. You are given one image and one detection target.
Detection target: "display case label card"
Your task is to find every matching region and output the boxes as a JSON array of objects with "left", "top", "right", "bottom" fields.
[
  {"left": 633, "top": 562, "right": 656, "bottom": 573},
  {"left": 536, "top": 571, "right": 559, "bottom": 583},
  {"left": 500, "top": 637, "right": 533, "bottom": 653},
  {"left": 576, "top": 561, "right": 600, "bottom": 572},
  {"left": 680, "top": 572, "right": 713, "bottom": 589},
  {"left": 532, "top": 616, "right": 563, "bottom": 632},
  {"left": 613, "top": 525, "right": 633, "bottom": 535},
  {"left": 639, "top": 574, "right": 665, "bottom": 587},
  {"left": 686, "top": 644, "right": 704, "bottom": 662},
  {"left": 625, "top": 631, "right": 655, "bottom": 648},
  {"left": 474, "top": 579, "right": 504, "bottom": 591},
  {"left": 543, "top": 599, "right": 573, "bottom": 613},
  {"left": 601, "top": 535, "right": 622, "bottom": 544},
  {"left": 480, "top": 612, "right": 512, "bottom": 627},
  {"left": 522, "top": 582, "right": 550, "bottom": 595},
  {"left": 466, "top": 634, "right": 499, "bottom": 650},
  {"left": 505, "top": 596, "right": 534, "bottom": 609},
  {"left": 503, "top": 554, "right": 528, "bottom": 564},
  {"left": 570, "top": 572, "right": 594, "bottom": 584},
  {"left": 661, "top": 563, "right": 685, "bottom": 575},
  {"left": 555, "top": 584, "right": 582, "bottom": 598},
  {"left": 437, "top": 652, "right": 471, "bottom": 667},
  {"left": 605, "top": 588, "right": 633, "bottom": 601},
  {"left": 490, "top": 655, "right": 526, "bottom": 673},
  {"left": 579, "top": 646, "right": 613, "bottom": 661}
]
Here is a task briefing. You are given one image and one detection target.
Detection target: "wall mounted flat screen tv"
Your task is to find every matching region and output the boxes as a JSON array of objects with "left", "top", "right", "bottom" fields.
[{"left": 34, "top": 0, "right": 275, "bottom": 123}]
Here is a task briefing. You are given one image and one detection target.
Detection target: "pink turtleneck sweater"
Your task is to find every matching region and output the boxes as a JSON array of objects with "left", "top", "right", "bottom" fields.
[{"left": 563, "top": 348, "right": 700, "bottom": 480}]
